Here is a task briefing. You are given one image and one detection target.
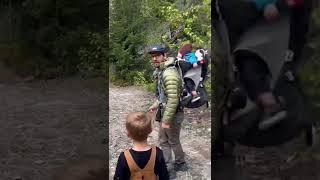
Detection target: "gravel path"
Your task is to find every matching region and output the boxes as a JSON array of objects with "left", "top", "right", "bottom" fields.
[
  {"left": 109, "top": 85, "right": 211, "bottom": 179},
  {"left": 234, "top": 137, "right": 320, "bottom": 180},
  {"left": 0, "top": 77, "right": 107, "bottom": 180},
  {"left": 214, "top": 125, "right": 320, "bottom": 180}
]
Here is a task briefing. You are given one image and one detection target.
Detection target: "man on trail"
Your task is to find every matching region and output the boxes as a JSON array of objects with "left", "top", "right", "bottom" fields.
[{"left": 148, "top": 44, "right": 188, "bottom": 178}]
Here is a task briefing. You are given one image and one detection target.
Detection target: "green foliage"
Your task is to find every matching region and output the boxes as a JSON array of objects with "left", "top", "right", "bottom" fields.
[
  {"left": 144, "top": 81, "right": 157, "bottom": 93},
  {"left": 109, "top": 0, "right": 153, "bottom": 85},
  {"left": 1, "top": 0, "right": 106, "bottom": 78},
  {"left": 78, "top": 32, "right": 107, "bottom": 77},
  {"left": 110, "top": 0, "right": 211, "bottom": 87},
  {"left": 159, "top": 0, "right": 211, "bottom": 51},
  {"left": 292, "top": 8, "right": 320, "bottom": 117},
  {"left": 299, "top": 9, "right": 320, "bottom": 100},
  {"left": 132, "top": 71, "right": 149, "bottom": 86},
  {"left": 1, "top": 42, "right": 41, "bottom": 77}
]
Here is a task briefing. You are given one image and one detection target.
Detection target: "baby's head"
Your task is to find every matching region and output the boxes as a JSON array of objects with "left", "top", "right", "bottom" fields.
[
  {"left": 178, "top": 44, "right": 193, "bottom": 58},
  {"left": 126, "top": 111, "right": 153, "bottom": 142}
]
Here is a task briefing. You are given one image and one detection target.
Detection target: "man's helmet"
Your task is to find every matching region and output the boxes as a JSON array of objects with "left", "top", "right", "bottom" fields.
[{"left": 148, "top": 44, "right": 168, "bottom": 54}]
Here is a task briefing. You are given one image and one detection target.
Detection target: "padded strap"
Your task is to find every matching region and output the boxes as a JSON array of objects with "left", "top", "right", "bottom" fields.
[
  {"left": 143, "top": 146, "right": 156, "bottom": 170},
  {"left": 124, "top": 147, "right": 156, "bottom": 173},
  {"left": 124, "top": 149, "right": 141, "bottom": 173}
]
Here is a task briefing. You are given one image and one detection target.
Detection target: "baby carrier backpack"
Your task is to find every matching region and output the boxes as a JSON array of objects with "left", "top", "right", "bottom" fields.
[
  {"left": 124, "top": 147, "right": 157, "bottom": 180},
  {"left": 176, "top": 48, "right": 210, "bottom": 108}
]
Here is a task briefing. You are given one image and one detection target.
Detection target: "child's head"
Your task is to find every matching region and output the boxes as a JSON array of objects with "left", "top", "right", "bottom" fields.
[
  {"left": 126, "top": 111, "right": 153, "bottom": 142},
  {"left": 178, "top": 43, "right": 193, "bottom": 58}
]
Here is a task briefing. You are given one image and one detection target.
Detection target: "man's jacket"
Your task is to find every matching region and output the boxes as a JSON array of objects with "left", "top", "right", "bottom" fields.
[{"left": 156, "top": 57, "right": 182, "bottom": 124}]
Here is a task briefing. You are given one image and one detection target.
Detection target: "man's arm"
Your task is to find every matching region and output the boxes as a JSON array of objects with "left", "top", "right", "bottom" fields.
[{"left": 161, "top": 68, "right": 181, "bottom": 125}]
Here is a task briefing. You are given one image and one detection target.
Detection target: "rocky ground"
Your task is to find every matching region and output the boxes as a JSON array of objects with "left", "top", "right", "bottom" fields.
[
  {"left": 232, "top": 134, "right": 320, "bottom": 180},
  {"left": 214, "top": 119, "right": 320, "bottom": 180},
  {"left": 0, "top": 76, "right": 107, "bottom": 180}
]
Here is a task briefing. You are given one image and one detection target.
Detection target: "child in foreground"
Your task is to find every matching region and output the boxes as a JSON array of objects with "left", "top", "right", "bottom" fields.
[{"left": 114, "top": 111, "right": 169, "bottom": 180}]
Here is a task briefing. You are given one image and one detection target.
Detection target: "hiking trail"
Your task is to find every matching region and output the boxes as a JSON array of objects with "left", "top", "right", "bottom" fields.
[
  {"left": 0, "top": 76, "right": 107, "bottom": 180},
  {"left": 109, "top": 85, "right": 211, "bottom": 179}
]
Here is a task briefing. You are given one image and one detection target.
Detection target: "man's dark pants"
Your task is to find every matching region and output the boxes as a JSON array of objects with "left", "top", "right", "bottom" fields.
[{"left": 159, "top": 110, "right": 185, "bottom": 170}]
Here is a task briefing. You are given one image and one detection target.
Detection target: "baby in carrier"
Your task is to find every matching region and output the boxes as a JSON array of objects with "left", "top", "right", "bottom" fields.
[
  {"left": 220, "top": 0, "right": 304, "bottom": 49},
  {"left": 218, "top": 0, "right": 305, "bottom": 129},
  {"left": 176, "top": 44, "right": 209, "bottom": 103}
]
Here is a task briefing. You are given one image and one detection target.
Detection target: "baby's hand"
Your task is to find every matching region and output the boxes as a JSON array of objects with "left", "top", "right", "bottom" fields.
[
  {"left": 263, "top": 4, "right": 279, "bottom": 22},
  {"left": 193, "top": 63, "right": 198, "bottom": 68},
  {"left": 161, "top": 122, "right": 170, "bottom": 129}
]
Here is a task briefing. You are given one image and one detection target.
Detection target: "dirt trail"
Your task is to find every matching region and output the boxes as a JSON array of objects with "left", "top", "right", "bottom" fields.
[
  {"left": 109, "top": 85, "right": 211, "bottom": 179},
  {"left": 214, "top": 127, "right": 320, "bottom": 180},
  {"left": 234, "top": 136, "right": 320, "bottom": 180},
  {"left": 0, "top": 77, "right": 107, "bottom": 180}
]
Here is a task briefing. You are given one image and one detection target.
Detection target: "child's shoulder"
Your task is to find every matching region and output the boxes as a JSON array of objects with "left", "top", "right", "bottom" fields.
[
  {"left": 117, "top": 151, "right": 126, "bottom": 160},
  {"left": 118, "top": 148, "right": 132, "bottom": 158},
  {"left": 154, "top": 146, "right": 164, "bottom": 154},
  {"left": 120, "top": 146, "right": 162, "bottom": 154}
]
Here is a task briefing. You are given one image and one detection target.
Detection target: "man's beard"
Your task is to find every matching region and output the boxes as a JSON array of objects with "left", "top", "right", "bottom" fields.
[{"left": 153, "top": 63, "right": 160, "bottom": 68}]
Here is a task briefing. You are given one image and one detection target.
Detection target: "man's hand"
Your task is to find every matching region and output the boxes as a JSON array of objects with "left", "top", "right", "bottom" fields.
[
  {"left": 193, "top": 63, "right": 198, "bottom": 68},
  {"left": 148, "top": 101, "right": 159, "bottom": 112},
  {"left": 263, "top": 4, "right": 280, "bottom": 22},
  {"left": 161, "top": 122, "right": 170, "bottom": 129}
]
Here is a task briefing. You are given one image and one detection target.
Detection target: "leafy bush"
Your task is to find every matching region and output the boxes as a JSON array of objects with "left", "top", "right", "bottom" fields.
[
  {"left": 109, "top": 0, "right": 211, "bottom": 87},
  {"left": 1, "top": 0, "right": 106, "bottom": 79},
  {"left": 78, "top": 32, "right": 107, "bottom": 77}
]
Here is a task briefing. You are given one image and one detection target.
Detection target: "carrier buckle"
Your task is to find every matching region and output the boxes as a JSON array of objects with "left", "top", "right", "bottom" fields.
[
  {"left": 284, "top": 70, "right": 295, "bottom": 82},
  {"left": 285, "top": 50, "right": 294, "bottom": 62}
]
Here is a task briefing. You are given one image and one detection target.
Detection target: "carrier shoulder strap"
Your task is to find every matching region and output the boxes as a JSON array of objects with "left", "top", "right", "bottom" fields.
[
  {"left": 143, "top": 146, "right": 157, "bottom": 170},
  {"left": 124, "top": 149, "right": 141, "bottom": 173}
]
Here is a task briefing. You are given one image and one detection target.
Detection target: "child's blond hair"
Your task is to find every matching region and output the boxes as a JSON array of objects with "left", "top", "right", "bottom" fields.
[{"left": 126, "top": 111, "right": 153, "bottom": 142}]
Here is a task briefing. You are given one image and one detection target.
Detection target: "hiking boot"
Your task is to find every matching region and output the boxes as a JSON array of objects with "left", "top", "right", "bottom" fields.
[
  {"left": 191, "top": 93, "right": 201, "bottom": 103},
  {"left": 258, "top": 104, "right": 287, "bottom": 130},
  {"left": 199, "top": 81, "right": 204, "bottom": 88},
  {"left": 174, "top": 162, "right": 188, "bottom": 172}
]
